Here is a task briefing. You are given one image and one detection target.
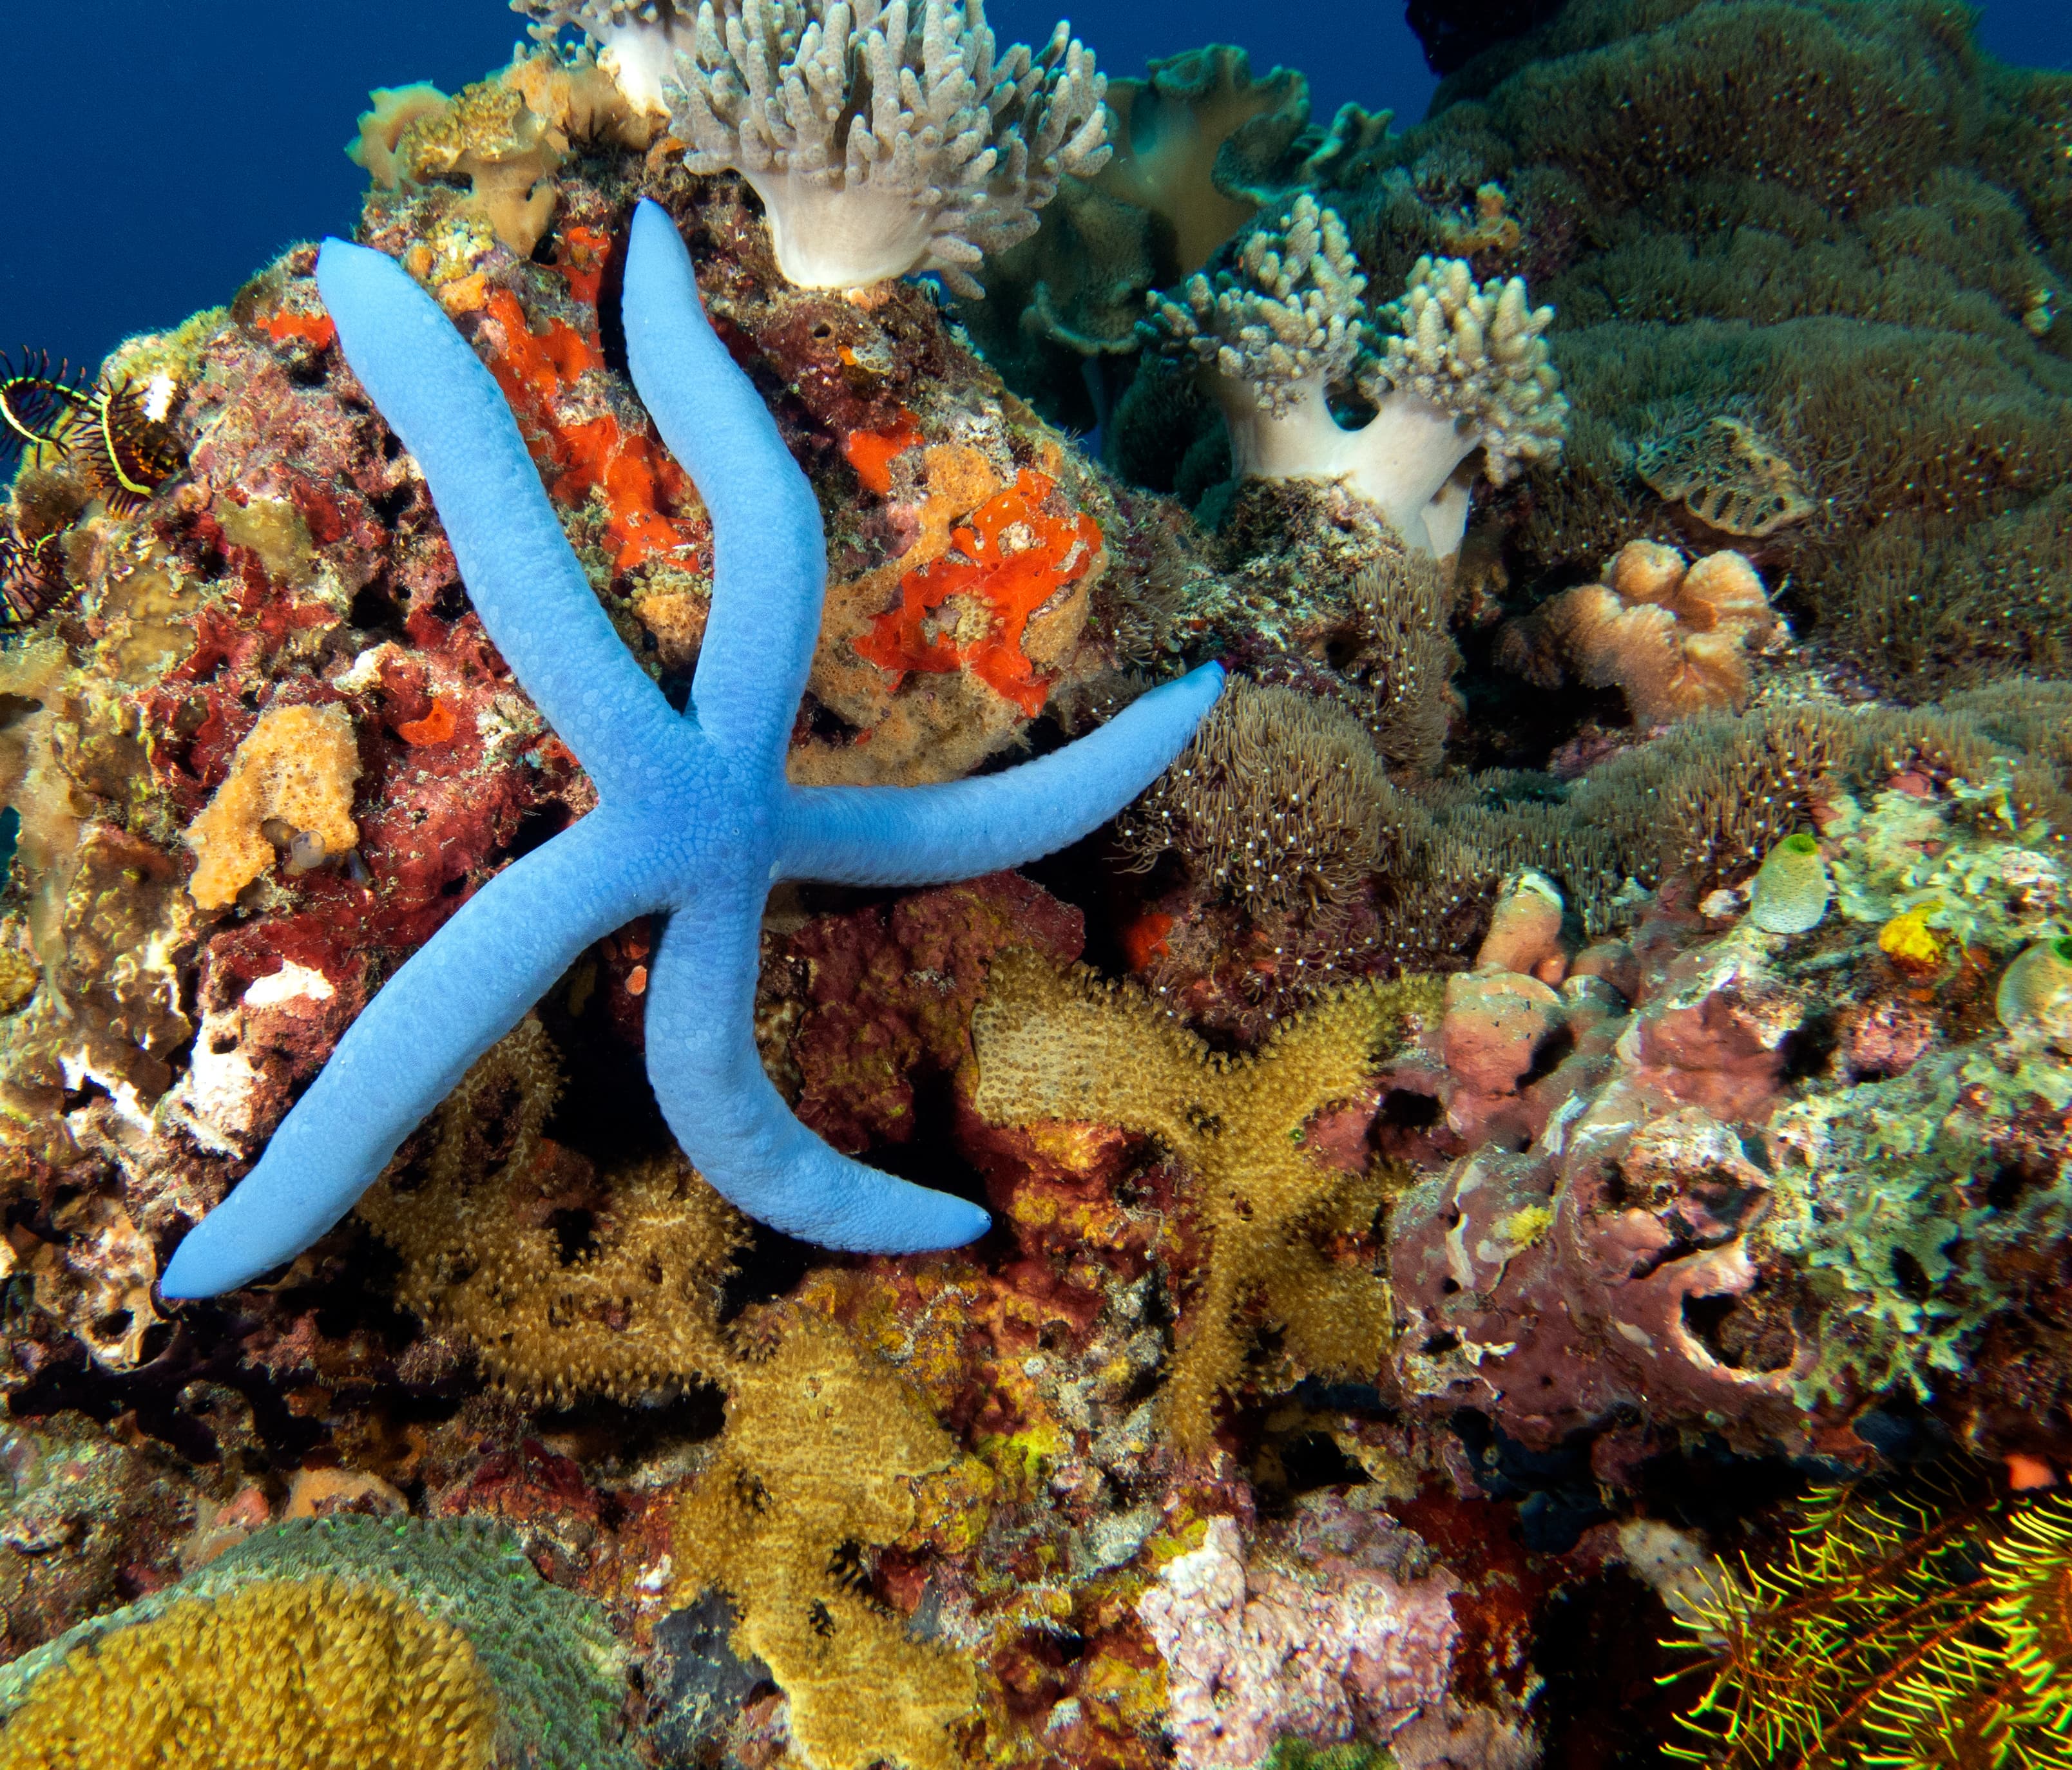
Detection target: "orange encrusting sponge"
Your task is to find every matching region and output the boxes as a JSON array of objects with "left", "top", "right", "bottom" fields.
[
  {"left": 262, "top": 311, "right": 338, "bottom": 350},
  {"left": 482, "top": 288, "right": 700, "bottom": 574},
  {"left": 843, "top": 410, "right": 923, "bottom": 495},
  {"left": 854, "top": 468, "right": 1099, "bottom": 718}
]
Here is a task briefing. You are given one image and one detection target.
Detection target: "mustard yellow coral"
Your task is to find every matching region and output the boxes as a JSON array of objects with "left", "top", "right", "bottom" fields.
[
  {"left": 358, "top": 1017, "right": 746, "bottom": 1404},
  {"left": 0, "top": 1516, "right": 635, "bottom": 1770},
  {"left": 972, "top": 949, "right": 1438, "bottom": 1451},
  {"left": 184, "top": 703, "right": 359, "bottom": 910},
  {"left": 0, "top": 1577, "right": 497, "bottom": 1769},
  {"left": 671, "top": 1309, "right": 977, "bottom": 1770}
]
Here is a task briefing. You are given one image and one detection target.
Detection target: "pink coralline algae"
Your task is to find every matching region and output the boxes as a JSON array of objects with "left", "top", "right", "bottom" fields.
[
  {"left": 1391, "top": 891, "right": 1865, "bottom": 1461},
  {"left": 1137, "top": 1511, "right": 1461, "bottom": 1769}
]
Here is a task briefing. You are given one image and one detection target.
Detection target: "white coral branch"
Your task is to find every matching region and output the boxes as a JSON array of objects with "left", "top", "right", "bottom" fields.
[
  {"left": 1144, "top": 209, "right": 1569, "bottom": 560},
  {"left": 1147, "top": 195, "right": 1367, "bottom": 421},
  {"left": 524, "top": 0, "right": 1107, "bottom": 292}
]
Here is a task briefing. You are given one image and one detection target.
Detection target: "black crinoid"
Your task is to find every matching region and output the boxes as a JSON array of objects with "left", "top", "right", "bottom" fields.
[
  {"left": 0, "top": 349, "right": 91, "bottom": 466},
  {"left": 0, "top": 529, "right": 75, "bottom": 630},
  {"left": 79, "top": 374, "right": 187, "bottom": 515}
]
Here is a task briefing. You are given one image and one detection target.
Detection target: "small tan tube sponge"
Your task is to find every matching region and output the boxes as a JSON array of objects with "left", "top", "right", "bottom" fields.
[{"left": 185, "top": 704, "right": 360, "bottom": 910}]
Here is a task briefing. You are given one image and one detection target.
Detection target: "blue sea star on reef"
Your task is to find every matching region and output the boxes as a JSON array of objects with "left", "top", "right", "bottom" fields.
[{"left": 160, "top": 200, "right": 1223, "bottom": 1299}]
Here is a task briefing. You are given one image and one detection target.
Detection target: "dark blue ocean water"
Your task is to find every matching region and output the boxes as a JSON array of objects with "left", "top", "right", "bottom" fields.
[{"left": 0, "top": 1, "right": 2067, "bottom": 385}]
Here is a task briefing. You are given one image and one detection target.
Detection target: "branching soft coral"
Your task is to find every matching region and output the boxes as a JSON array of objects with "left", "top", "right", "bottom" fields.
[
  {"left": 523, "top": 0, "right": 1109, "bottom": 292},
  {"left": 671, "top": 1308, "right": 977, "bottom": 1770},
  {"left": 357, "top": 1018, "right": 746, "bottom": 1405},
  {"left": 1146, "top": 197, "right": 1567, "bottom": 557},
  {"left": 972, "top": 949, "right": 1439, "bottom": 1451}
]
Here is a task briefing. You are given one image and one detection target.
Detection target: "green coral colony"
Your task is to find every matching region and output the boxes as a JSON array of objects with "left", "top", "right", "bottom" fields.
[{"left": 3, "top": 0, "right": 2072, "bottom": 1765}]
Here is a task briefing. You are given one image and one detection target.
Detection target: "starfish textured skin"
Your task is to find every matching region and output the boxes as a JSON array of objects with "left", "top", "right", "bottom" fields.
[{"left": 160, "top": 200, "right": 1223, "bottom": 1299}]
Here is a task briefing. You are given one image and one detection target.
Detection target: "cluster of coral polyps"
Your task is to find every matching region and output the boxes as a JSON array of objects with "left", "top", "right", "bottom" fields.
[{"left": 5, "top": 8, "right": 2072, "bottom": 1769}]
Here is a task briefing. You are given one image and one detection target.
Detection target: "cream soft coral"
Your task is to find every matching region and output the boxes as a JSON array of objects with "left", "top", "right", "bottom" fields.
[
  {"left": 1499, "top": 542, "right": 1785, "bottom": 725},
  {"left": 1147, "top": 202, "right": 1568, "bottom": 558}
]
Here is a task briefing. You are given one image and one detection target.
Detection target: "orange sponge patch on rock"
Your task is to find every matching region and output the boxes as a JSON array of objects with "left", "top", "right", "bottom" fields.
[
  {"left": 854, "top": 468, "right": 1101, "bottom": 718},
  {"left": 481, "top": 289, "right": 702, "bottom": 575},
  {"left": 843, "top": 409, "right": 924, "bottom": 496}
]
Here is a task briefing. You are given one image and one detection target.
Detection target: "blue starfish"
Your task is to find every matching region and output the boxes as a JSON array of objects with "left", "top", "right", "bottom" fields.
[{"left": 160, "top": 202, "right": 1221, "bottom": 1299}]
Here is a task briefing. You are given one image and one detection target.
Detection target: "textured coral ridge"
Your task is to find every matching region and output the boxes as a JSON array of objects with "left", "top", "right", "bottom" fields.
[
  {"left": 155, "top": 202, "right": 1220, "bottom": 1297},
  {"left": 0, "top": 1516, "right": 636, "bottom": 1769},
  {"left": 7, "top": 2, "right": 2072, "bottom": 1767}
]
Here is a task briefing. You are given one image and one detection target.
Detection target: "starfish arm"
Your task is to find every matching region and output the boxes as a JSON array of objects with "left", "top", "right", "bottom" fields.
[
  {"left": 644, "top": 880, "right": 993, "bottom": 1253},
  {"left": 622, "top": 200, "right": 825, "bottom": 783},
  {"left": 159, "top": 809, "right": 669, "bottom": 1299},
  {"left": 777, "top": 661, "right": 1225, "bottom": 886},
  {"left": 315, "top": 240, "right": 684, "bottom": 804}
]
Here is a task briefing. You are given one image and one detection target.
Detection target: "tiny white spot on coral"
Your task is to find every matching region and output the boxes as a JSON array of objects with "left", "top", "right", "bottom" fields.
[{"left": 243, "top": 962, "right": 336, "bottom": 1010}]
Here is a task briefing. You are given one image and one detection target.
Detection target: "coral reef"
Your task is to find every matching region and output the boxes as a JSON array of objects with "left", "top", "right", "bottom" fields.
[
  {"left": 973, "top": 948, "right": 1438, "bottom": 1451},
  {"left": 5, "top": 2, "right": 2072, "bottom": 1764},
  {"left": 1396, "top": 0, "right": 2072, "bottom": 695},
  {"left": 158, "top": 204, "right": 1222, "bottom": 1297},
  {"left": 0, "top": 1516, "right": 636, "bottom": 1768}
]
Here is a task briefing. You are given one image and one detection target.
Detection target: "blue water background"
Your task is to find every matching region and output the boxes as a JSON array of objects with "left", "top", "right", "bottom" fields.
[{"left": 0, "top": 1, "right": 2067, "bottom": 390}]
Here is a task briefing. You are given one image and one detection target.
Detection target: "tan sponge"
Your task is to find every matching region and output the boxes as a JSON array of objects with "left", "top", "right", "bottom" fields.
[{"left": 185, "top": 703, "right": 360, "bottom": 910}]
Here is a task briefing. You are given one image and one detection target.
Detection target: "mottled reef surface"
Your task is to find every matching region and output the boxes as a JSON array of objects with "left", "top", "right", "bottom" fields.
[{"left": 1, "top": 3, "right": 2071, "bottom": 1767}]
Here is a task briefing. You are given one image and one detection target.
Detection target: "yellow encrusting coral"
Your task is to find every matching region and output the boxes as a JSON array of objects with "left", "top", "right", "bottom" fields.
[
  {"left": 358, "top": 1017, "right": 746, "bottom": 1404},
  {"left": 184, "top": 703, "right": 360, "bottom": 910},
  {"left": 669, "top": 1309, "right": 979, "bottom": 1770},
  {"left": 0, "top": 1577, "right": 498, "bottom": 1769},
  {"left": 972, "top": 949, "right": 1437, "bottom": 1451}
]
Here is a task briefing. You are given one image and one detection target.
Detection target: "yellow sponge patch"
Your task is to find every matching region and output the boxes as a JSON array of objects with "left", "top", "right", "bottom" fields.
[{"left": 184, "top": 703, "right": 360, "bottom": 910}]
